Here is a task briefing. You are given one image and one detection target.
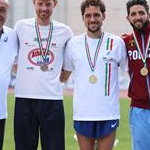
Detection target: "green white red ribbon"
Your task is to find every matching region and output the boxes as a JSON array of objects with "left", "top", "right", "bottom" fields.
[
  {"left": 105, "top": 38, "right": 113, "bottom": 96},
  {"left": 35, "top": 19, "right": 53, "bottom": 63},
  {"left": 85, "top": 33, "right": 104, "bottom": 72}
]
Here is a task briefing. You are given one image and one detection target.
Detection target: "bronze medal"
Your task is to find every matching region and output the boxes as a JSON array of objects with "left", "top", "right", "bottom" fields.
[
  {"left": 40, "top": 64, "right": 48, "bottom": 72},
  {"left": 89, "top": 75, "right": 97, "bottom": 84},
  {"left": 140, "top": 67, "right": 148, "bottom": 76}
]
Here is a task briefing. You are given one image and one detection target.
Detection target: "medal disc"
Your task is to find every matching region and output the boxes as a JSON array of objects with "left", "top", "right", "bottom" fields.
[
  {"left": 89, "top": 75, "right": 97, "bottom": 84},
  {"left": 140, "top": 67, "right": 148, "bottom": 76},
  {"left": 40, "top": 64, "right": 48, "bottom": 72}
]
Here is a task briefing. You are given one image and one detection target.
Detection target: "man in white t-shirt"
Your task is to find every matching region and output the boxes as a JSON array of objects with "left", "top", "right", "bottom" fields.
[
  {"left": 60, "top": 0, "right": 127, "bottom": 150},
  {"left": 0, "top": 0, "right": 17, "bottom": 149},
  {"left": 14, "top": 0, "right": 73, "bottom": 150}
]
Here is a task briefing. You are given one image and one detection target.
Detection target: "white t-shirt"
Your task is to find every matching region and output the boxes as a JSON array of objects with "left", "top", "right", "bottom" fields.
[
  {"left": 0, "top": 26, "right": 17, "bottom": 119},
  {"left": 14, "top": 18, "right": 73, "bottom": 100},
  {"left": 64, "top": 32, "right": 127, "bottom": 121}
]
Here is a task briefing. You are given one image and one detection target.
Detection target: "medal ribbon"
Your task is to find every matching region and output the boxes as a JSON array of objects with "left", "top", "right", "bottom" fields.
[
  {"left": 85, "top": 32, "right": 104, "bottom": 72},
  {"left": 133, "top": 32, "right": 150, "bottom": 65},
  {"left": 35, "top": 20, "right": 53, "bottom": 63}
]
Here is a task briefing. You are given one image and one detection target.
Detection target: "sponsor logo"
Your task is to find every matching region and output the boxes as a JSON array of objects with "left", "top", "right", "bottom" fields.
[
  {"left": 33, "top": 38, "right": 57, "bottom": 47},
  {"left": 111, "top": 122, "right": 117, "bottom": 128},
  {"left": 34, "top": 37, "right": 48, "bottom": 42},
  {"left": 26, "top": 67, "right": 34, "bottom": 70},
  {"left": 128, "top": 40, "right": 135, "bottom": 49},
  {"left": 28, "top": 48, "right": 54, "bottom": 66}
]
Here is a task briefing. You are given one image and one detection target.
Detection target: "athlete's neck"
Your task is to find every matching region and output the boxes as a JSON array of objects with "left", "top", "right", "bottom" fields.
[
  {"left": 87, "top": 30, "right": 102, "bottom": 39},
  {"left": 36, "top": 18, "right": 51, "bottom": 26}
]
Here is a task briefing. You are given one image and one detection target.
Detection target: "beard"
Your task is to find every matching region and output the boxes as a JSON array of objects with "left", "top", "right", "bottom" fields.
[
  {"left": 0, "top": 16, "right": 5, "bottom": 24},
  {"left": 130, "top": 19, "right": 149, "bottom": 32},
  {"left": 87, "top": 25, "right": 100, "bottom": 33},
  {"left": 36, "top": 9, "right": 52, "bottom": 21}
]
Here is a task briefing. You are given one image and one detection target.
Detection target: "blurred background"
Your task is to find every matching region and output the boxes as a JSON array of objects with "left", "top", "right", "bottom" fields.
[{"left": 7, "top": 0, "right": 131, "bottom": 89}]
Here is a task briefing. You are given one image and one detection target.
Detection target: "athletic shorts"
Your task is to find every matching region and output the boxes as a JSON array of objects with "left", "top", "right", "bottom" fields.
[
  {"left": 130, "top": 107, "right": 150, "bottom": 150},
  {"left": 74, "top": 119, "right": 119, "bottom": 139}
]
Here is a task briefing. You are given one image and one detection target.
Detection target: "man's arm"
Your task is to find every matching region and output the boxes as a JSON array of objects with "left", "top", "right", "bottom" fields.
[{"left": 59, "top": 69, "right": 72, "bottom": 83}]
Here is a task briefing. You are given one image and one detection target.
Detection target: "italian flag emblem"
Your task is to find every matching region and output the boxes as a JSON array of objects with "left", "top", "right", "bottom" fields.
[{"left": 105, "top": 38, "right": 113, "bottom": 96}]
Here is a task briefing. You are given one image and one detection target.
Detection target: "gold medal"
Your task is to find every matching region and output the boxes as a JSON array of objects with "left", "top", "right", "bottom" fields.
[
  {"left": 85, "top": 34, "right": 104, "bottom": 84},
  {"left": 133, "top": 32, "right": 150, "bottom": 77},
  {"left": 140, "top": 67, "right": 148, "bottom": 76},
  {"left": 40, "top": 64, "right": 48, "bottom": 72},
  {"left": 89, "top": 75, "right": 97, "bottom": 84}
]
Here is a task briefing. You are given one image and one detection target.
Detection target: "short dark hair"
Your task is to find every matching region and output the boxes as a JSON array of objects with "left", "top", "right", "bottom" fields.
[
  {"left": 33, "top": 0, "right": 57, "bottom": 4},
  {"left": 81, "top": 0, "right": 106, "bottom": 16},
  {"left": 126, "top": 0, "right": 149, "bottom": 15}
]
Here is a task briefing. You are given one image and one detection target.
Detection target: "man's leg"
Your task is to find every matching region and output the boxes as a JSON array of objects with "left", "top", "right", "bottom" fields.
[
  {"left": 77, "top": 134, "right": 95, "bottom": 150},
  {"left": 0, "top": 119, "right": 5, "bottom": 150},
  {"left": 97, "top": 130, "right": 116, "bottom": 150},
  {"left": 130, "top": 107, "right": 150, "bottom": 150},
  {"left": 14, "top": 98, "right": 39, "bottom": 150},
  {"left": 76, "top": 127, "right": 116, "bottom": 150},
  {"left": 39, "top": 100, "right": 65, "bottom": 150}
]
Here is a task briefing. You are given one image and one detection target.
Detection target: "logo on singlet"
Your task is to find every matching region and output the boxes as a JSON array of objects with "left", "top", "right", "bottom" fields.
[
  {"left": 128, "top": 48, "right": 150, "bottom": 60},
  {"left": 28, "top": 48, "right": 54, "bottom": 66},
  {"left": 111, "top": 122, "right": 117, "bottom": 128}
]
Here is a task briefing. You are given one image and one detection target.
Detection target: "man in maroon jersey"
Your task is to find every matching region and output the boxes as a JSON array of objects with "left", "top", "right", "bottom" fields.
[{"left": 123, "top": 0, "right": 150, "bottom": 150}]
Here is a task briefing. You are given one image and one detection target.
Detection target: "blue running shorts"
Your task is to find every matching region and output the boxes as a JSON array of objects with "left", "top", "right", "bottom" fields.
[{"left": 74, "top": 120, "right": 119, "bottom": 139}]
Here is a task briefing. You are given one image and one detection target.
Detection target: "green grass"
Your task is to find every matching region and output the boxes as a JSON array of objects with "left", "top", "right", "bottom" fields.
[
  {"left": 3, "top": 94, "right": 131, "bottom": 150},
  {"left": 114, "top": 99, "right": 131, "bottom": 150}
]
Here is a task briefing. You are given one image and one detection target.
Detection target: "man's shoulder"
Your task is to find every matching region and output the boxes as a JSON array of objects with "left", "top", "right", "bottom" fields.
[
  {"left": 3, "top": 26, "right": 16, "bottom": 35},
  {"left": 53, "top": 20, "right": 68, "bottom": 27},
  {"left": 122, "top": 33, "right": 136, "bottom": 49},
  {"left": 3, "top": 26, "right": 13, "bottom": 32},
  {"left": 53, "top": 20, "right": 72, "bottom": 31},
  {"left": 104, "top": 32, "right": 121, "bottom": 40},
  {"left": 69, "top": 33, "right": 84, "bottom": 43},
  {"left": 74, "top": 33, "right": 85, "bottom": 39},
  {"left": 15, "top": 18, "right": 35, "bottom": 27},
  {"left": 104, "top": 32, "right": 124, "bottom": 45},
  {"left": 121, "top": 33, "right": 133, "bottom": 41}
]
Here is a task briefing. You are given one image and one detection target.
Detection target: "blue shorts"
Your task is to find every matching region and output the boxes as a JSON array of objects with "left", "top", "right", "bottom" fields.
[
  {"left": 74, "top": 120, "right": 119, "bottom": 139},
  {"left": 14, "top": 98, "right": 65, "bottom": 150},
  {"left": 130, "top": 107, "right": 150, "bottom": 150}
]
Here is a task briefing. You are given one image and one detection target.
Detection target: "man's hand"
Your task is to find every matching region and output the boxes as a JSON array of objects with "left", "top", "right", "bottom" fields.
[{"left": 60, "top": 69, "right": 72, "bottom": 82}]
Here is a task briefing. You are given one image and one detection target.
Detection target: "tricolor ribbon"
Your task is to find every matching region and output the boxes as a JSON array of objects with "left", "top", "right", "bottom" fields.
[
  {"left": 35, "top": 19, "right": 53, "bottom": 64},
  {"left": 133, "top": 32, "right": 150, "bottom": 66},
  {"left": 105, "top": 38, "right": 113, "bottom": 96},
  {"left": 85, "top": 32, "right": 104, "bottom": 72}
]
